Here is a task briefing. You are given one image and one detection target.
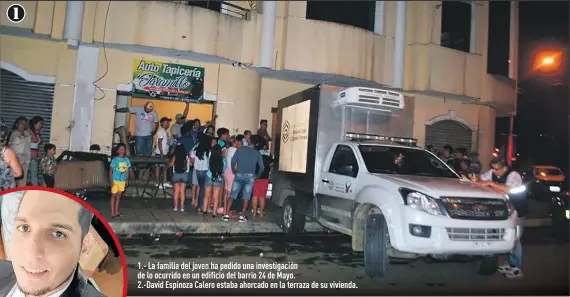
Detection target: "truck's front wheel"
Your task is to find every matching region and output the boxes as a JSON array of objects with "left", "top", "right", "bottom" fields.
[
  {"left": 281, "top": 198, "right": 306, "bottom": 235},
  {"left": 364, "top": 214, "right": 389, "bottom": 278}
]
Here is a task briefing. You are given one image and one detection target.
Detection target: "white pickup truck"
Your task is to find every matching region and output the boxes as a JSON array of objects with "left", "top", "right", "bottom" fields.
[{"left": 271, "top": 85, "right": 520, "bottom": 277}]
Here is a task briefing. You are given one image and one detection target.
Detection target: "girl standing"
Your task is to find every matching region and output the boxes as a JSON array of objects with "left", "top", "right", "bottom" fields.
[
  {"left": 190, "top": 134, "right": 211, "bottom": 213},
  {"left": 28, "top": 116, "right": 44, "bottom": 186},
  {"left": 205, "top": 143, "right": 225, "bottom": 218},
  {"left": 109, "top": 144, "right": 131, "bottom": 218},
  {"left": 222, "top": 137, "right": 238, "bottom": 220},
  {"left": 170, "top": 143, "right": 190, "bottom": 211}
]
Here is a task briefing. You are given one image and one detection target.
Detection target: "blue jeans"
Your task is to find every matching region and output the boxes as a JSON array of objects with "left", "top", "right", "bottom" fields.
[
  {"left": 135, "top": 135, "right": 153, "bottom": 156},
  {"left": 28, "top": 158, "right": 39, "bottom": 186},
  {"left": 186, "top": 170, "right": 193, "bottom": 187},
  {"left": 509, "top": 216, "right": 525, "bottom": 268},
  {"left": 230, "top": 173, "right": 255, "bottom": 201},
  {"left": 195, "top": 170, "right": 208, "bottom": 209}
]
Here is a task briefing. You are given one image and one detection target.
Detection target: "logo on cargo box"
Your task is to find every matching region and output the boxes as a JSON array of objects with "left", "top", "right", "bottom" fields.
[{"left": 282, "top": 121, "right": 290, "bottom": 143}]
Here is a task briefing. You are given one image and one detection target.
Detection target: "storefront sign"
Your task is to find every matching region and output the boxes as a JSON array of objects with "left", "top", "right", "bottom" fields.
[{"left": 132, "top": 59, "right": 206, "bottom": 102}]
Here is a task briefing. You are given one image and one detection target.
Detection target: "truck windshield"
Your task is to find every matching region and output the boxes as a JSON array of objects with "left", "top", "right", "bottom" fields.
[{"left": 359, "top": 145, "right": 458, "bottom": 178}]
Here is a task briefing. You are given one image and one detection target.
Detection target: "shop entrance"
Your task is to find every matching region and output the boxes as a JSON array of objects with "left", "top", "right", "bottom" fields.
[{"left": 127, "top": 98, "right": 214, "bottom": 137}]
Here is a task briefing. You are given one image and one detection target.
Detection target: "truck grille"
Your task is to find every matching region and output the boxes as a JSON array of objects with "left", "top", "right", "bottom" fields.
[
  {"left": 440, "top": 197, "right": 508, "bottom": 220},
  {"left": 446, "top": 227, "right": 506, "bottom": 241}
]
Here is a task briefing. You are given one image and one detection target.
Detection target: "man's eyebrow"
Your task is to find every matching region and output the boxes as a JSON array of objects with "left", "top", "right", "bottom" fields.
[
  {"left": 14, "top": 216, "right": 27, "bottom": 223},
  {"left": 51, "top": 223, "right": 75, "bottom": 232}
]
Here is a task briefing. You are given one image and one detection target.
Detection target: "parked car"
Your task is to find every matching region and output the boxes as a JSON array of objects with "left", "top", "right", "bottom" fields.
[{"left": 522, "top": 165, "right": 565, "bottom": 201}]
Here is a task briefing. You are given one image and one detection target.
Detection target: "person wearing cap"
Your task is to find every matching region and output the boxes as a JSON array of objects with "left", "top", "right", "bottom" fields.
[
  {"left": 114, "top": 102, "right": 159, "bottom": 157},
  {"left": 171, "top": 102, "right": 190, "bottom": 140},
  {"left": 155, "top": 117, "right": 173, "bottom": 188}
]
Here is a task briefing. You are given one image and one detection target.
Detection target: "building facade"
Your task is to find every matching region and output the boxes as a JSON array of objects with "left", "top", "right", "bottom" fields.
[{"left": 0, "top": 0, "right": 517, "bottom": 169}]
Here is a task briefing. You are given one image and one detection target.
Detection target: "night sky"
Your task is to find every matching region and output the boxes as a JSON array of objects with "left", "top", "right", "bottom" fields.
[{"left": 506, "top": 1, "right": 569, "bottom": 171}]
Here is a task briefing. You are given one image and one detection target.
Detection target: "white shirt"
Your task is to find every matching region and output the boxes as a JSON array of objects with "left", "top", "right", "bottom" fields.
[
  {"left": 9, "top": 275, "right": 72, "bottom": 297},
  {"left": 191, "top": 149, "right": 210, "bottom": 171},
  {"left": 170, "top": 123, "right": 182, "bottom": 139},
  {"left": 1, "top": 191, "right": 23, "bottom": 260},
  {"left": 480, "top": 169, "right": 523, "bottom": 188},
  {"left": 155, "top": 128, "right": 170, "bottom": 155},
  {"left": 225, "top": 147, "right": 237, "bottom": 167}
]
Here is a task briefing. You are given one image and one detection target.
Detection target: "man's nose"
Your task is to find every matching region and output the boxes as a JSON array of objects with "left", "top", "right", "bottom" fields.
[{"left": 26, "top": 233, "right": 45, "bottom": 259}]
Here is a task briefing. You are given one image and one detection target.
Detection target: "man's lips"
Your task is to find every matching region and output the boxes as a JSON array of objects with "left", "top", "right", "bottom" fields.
[{"left": 21, "top": 266, "right": 49, "bottom": 278}]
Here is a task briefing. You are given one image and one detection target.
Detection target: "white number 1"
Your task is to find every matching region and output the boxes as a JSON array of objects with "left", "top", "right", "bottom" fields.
[{"left": 13, "top": 7, "right": 19, "bottom": 20}]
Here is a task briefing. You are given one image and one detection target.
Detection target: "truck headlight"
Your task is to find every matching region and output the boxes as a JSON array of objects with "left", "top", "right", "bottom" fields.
[
  {"left": 402, "top": 191, "right": 442, "bottom": 216},
  {"left": 506, "top": 199, "right": 516, "bottom": 216}
]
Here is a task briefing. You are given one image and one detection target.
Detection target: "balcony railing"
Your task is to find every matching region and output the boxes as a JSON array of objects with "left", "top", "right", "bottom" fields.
[{"left": 160, "top": 1, "right": 251, "bottom": 20}]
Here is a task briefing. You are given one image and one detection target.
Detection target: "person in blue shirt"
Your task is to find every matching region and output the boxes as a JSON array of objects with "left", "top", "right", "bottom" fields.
[{"left": 109, "top": 143, "right": 131, "bottom": 218}]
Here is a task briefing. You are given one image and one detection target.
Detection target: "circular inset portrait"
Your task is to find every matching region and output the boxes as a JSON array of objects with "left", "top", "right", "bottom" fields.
[{"left": 0, "top": 187, "right": 128, "bottom": 297}]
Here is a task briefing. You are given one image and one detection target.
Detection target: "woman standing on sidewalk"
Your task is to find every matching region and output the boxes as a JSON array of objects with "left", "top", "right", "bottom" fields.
[
  {"left": 7, "top": 117, "right": 32, "bottom": 187},
  {"left": 222, "top": 137, "right": 238, "bottom": 211},
  {"left": 28, "top": 116, "right": 44, "bottom": 186},
  {"left": 204, "top": 143, "right": 225, "bottom": 217},
  {"left": 190, "top": 134, "right": 211, "bottom": 213}
]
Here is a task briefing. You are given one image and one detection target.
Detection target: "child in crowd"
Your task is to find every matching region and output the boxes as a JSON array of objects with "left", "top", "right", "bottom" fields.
[
  {"left": 252, "top": 141, "right": 273, "bottom": 217},
  {"left": 40, "top": 143, "right": 57, "bottom": 187},
  {"left": 170, "top": 142, "right": 190, "bottom": 211},
  {"left": 110, "top": 143, "right": 131, "bottom": 218},
  {"left": 205, "top": 143, "right": 225, "bottom": 218}
]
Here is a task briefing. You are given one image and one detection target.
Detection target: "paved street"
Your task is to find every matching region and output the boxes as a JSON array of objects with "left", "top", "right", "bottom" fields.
[{"left": 121, "top": 228, "right": 569, "bottom": 295}]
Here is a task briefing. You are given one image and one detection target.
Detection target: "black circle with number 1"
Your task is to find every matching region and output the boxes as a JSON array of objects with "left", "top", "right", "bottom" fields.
[{"left": 7, "top": 4, "right": 26, "bottom": 24}]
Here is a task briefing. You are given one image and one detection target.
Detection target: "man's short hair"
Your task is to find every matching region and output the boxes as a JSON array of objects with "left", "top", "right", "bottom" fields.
[
  {"left": 236, "top": 134, "right": 244, "bottom": 142},
  {"left": 244, "top": 130, "right": 252, "bottom": 136},
  {"left": 456, "top": 147, "right": 467, "bottom": 155},
  {"left": 181, "top": 121, "right": 194, "bottom": 136},
  {"left": 216, "top": 127, "right": 229, "bottom": 138},
  {"left": 260, "top": 120, "right": 267, "bottom": 125},
  {"left": 443, "top": 144, "right": 453, "bottom": 153},
  {"left": 489, "top": 156, "right": 507, "bottom": 168},
  {"left": 18, "top": 195, "right": 94, "bottom": 239}
]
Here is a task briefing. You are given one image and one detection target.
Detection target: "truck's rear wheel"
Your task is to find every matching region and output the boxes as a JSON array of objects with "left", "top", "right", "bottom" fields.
[
  {"left": 364, "top": 213, "right": 389, "bottom": 278},
  {"left": 477, "top": 255, "right": 498, "bottom": 275},
  {"left": 281, "top": 198, "right": 305, "bottom": 235}
]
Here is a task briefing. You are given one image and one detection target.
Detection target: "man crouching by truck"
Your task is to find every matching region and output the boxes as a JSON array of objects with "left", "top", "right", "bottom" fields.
[{"left": 475, "top": 156, "right": 527, "bottom": 279}]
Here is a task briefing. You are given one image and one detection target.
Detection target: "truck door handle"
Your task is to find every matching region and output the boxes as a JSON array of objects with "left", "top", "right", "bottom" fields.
[{"left": 321, "top": 179, "right": 329, "bottom": 184}]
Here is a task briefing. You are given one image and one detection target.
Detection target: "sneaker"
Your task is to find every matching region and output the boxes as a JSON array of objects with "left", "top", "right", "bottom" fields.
[
  {"left": 238, "top": 216, "right": 247, "bottom": 223},
  {"left": 173, "top": 207, "right": 178, "bottom": 211},
  {"left": 505, "top": 267, "right": 523, "bottom": 279},
  {"left": 497, "top": 262, "right": 512, "bottom": 274},
  {"left": 222, "top": 215, "right": 229, "bottom": 221},
  {"left": 180, "top": 208, "right": 185, "bottom": 212},
  {"left": 164, "top": 182, "right": 173, "bottom": 188}
]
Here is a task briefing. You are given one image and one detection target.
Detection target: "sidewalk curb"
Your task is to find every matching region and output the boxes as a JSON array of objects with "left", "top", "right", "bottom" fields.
[{"left": 109, "top": 219, "right": 552, "bottom": 235}]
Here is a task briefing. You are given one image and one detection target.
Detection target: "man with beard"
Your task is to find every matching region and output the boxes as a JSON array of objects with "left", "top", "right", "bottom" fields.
[
  {"left": 0, "top": 190, "right": 106, "bottom": 296},
  {"left": 114, "top": 102, "right": 159, "bottom": 157}
]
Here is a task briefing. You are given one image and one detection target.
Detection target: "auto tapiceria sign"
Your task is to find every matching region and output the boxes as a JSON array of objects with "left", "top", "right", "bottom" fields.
[{"left": 132, "top": 59, "right": 206, "bottom": 102}]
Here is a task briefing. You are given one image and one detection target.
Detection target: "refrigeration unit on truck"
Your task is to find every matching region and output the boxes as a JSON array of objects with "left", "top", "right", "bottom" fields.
[{"left": 271, "top": 85, "right": 520, "bottom": 278}]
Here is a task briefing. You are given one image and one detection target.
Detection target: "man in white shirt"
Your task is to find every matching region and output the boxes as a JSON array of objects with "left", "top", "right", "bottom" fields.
[
  {"left": 0, "top": 190, "right": 105, "bottom": 297},
  {"left": 170, "top": 102, "right": 190, "bottom": 140},
  {"left": 155, "top": 117, "right": 173, "bottom": 188},
  {"left": 476, "top": 156, "right": 527, "bottom": 279}
]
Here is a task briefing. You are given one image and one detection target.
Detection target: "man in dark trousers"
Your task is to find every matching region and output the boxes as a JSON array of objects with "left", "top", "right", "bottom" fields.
[
  {"left": 0, "top": 190, "right": 106, "bottom": 296},
  {"left": 476, "top": 156, "right": 527, "bottom": 279}
]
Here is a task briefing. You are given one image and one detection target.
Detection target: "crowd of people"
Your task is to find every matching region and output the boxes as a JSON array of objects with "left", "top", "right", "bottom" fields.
[
  {"left": 110, "top": 101, "right": 274, "bottom": 222},
  {"left": 426, "top": 144, "right": 483, "bottom": 180},
  {"left": 0, "top": 116, "right": 58, "bottom": 190}
]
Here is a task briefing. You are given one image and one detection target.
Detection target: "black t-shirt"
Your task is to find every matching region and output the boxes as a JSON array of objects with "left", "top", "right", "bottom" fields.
[{"left": 257, "top": 154, "right": 273, "bottom": 179}]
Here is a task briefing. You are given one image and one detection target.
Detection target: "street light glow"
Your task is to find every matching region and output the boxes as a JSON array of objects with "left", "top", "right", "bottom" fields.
[{"left": 543, "top": 57, "right": 554, "bottom": 65}]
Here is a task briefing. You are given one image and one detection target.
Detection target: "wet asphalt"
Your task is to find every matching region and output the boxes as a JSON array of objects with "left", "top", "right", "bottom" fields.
[{"left": 120, "top": 227, "right": 569, "bottom": 295}]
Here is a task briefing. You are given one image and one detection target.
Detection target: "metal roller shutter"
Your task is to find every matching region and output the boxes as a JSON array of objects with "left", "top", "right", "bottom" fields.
[
  {"left": 425, "top": 120, "right": 472, "bottom": 152},
  {"left": 0, "top": 69, "right": 55, "bottom": 152}
]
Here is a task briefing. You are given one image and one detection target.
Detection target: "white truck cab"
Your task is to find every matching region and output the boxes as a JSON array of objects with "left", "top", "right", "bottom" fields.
[{"left": 272, "top": 85, "right": 519, "bottom": 277}]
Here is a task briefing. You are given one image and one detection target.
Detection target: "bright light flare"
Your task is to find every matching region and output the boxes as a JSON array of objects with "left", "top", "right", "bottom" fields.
[{"left": 533, "top": 50, "right": 563, "bottom": 72}]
